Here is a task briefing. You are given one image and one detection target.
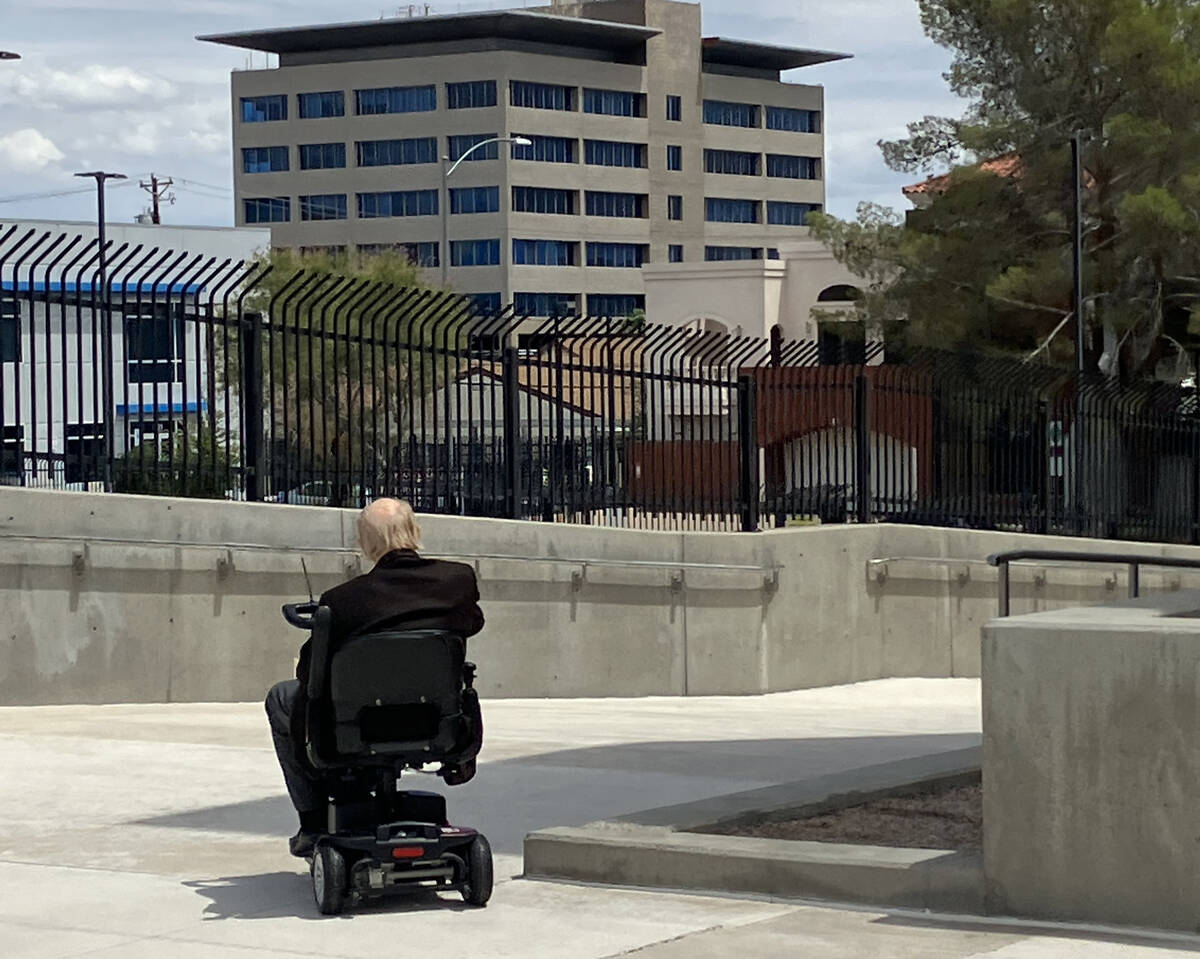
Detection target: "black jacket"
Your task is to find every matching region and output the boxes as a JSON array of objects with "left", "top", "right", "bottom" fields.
[{"left": 295, "top": 549, "right": 485, "bottom": 690}]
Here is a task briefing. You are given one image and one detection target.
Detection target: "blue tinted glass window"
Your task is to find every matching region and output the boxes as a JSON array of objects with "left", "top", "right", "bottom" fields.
[
  {"left": 450, "top": 239, "right": 501, "bottom": 267},
  {"left": 447, "top": 133, "right": 499, "bottom": 162},
  {"left": 513, "top": 292, "right": 578, "bottom": 317},
  {"left": 705, "top": 246, "right": 762, "bottom": 261},
  {"left": 510, "top": 80, "right": 574, "bottom": 110},
  {"left": 667, "top": 195, "right": 683, "bottom": 220},
  {"left": 512, "top": 187, "right": 575, "bottom": 215},
  {"left": 297, "top": 91, "right": 344, "bottom": 119},
  {"left": 299, "top": 194, "right": 347, "bottom": 221},
  {"left": 767, "top": 201, "right": 823, "bottom": 225},
  {"left": 354, "top": 85, "right": 436, "bottom": 115},
  {"left": 241, "top": 95, "right": 287, "bottom": 123},
  {"left": 704, "top": 149, "right": 760, "bottom": 176},
  {"left": 356, "top": 190, "right": 439, "bottom": 218},
  {"left": 355, "top": 243, "right": 438, "bottom": 266},
  {"left": 666, "top": 95, "right": 682, "bottom": 121},
  {"left": 511, "top": 135, "right": 576, "bottom": 163},
  {"left": 585, "top": 243, "right": 647, "bottom": 268},
  {"left": 703, "top": 99, "right": 759, "bottom": 128},
  {"left": 243, "top": 197, "right": 290, "bottom": 223},
  {"left": 512, "top": 239, "right": 576, "bottom": 266},
  {"left": 584, "top": 191, "right": 646, "bottom": 218},
  {"left": 242, "top": 146, "right": 289, "bottom": 173},
  {"left": 705, "top": 197, "right": 759, "bottom": 223},
  {"left": 583, "top": 88, "right": 644, "bottom": 117},
  {"left": 765, "top": 154, "right": 820, "bottom": 179},
  {"left": 469, "top": 292, "right": 503, "bottom": 312},
  {"left": 449, "top": 186, "right": 500, "bottom": 214},
  {"left": 584, "top": 139, "right": 647, "bottom": 168},
  {"left": 666, "top": 145, "right": 682, "bottom": 171},
  {"left": 446, "top": 80, "right": 497, "bottom": 109},
  {"left": 668, "top": 244, "right": 683, "bottom": 263},
  {"left": 766, "top": 106, "right": 821, "bottom": 133},
  {"left": 587, "top": 294, "right": 644, "bottom": 317},
  {"left": 298, "top": 143, "right": 346, "bottom": 170},
  {"left": 356, "top": 138, "right": 438, "bottom": 166}
]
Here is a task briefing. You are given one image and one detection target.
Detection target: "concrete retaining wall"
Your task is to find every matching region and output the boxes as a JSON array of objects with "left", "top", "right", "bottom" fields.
[{"left": 4, "top": 486, "right": 1200, "bottom": 705}]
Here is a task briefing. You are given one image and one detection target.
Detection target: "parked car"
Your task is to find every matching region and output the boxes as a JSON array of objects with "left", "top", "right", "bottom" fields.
[{"left": 276, "top": 481, "right": 373, "bottom": 507}]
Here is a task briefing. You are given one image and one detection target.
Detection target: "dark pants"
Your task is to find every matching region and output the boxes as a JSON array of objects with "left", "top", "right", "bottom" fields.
[{"left": 265, "top": 679, "right": 321, "bottom": 814}]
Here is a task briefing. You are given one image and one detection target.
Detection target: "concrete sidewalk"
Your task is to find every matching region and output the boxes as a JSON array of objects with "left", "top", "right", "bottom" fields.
[{"left": 0, "top": 679, "right": 1192, "bottom": 957}]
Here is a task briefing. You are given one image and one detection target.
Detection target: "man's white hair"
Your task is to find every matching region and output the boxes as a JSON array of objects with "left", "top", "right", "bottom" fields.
[{"left": 357, "top": 498, "right": 422, "bottom": 562}]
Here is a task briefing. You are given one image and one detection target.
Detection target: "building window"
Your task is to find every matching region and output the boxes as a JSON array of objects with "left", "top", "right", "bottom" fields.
[
  {"left": 299, "top": 194, "right": 347, "bottom": 221},
  {"left": 125, "top": 306, "right": 183, "bottom": 383},
  {"left": 1, "top": 297, "right": 19, "bottom": 363},
  {"left": 584, "top": 139, "right": 647, "bottom": 168},
  {"left": 243, "top": 196, "right": 290, "bottom": 223},
  {"left": 446, "top": 80, "right": 497, "bottom": 109},
  {"left": 356, "top": 190, "right": 438, "bottom": 218},
  {"left": 401, "top": 242, "right": 440, "bottom": 268},
  {"left": 355, "top": 85, "right": 436, "bottom": 115},
  {"left": 512, "top": 186, "right": 576, "bottom": 215},
  {"left": 705, "top": 197, "right": 759, "bottom": 223},
  {"left": 447, "top": 133, "right": 499, "bottom": 162},
  {"left": 667, "top": 195, "right": 683, "bottom": 220},
  {"left": 512, "top": 239, "right": 577, "bottom": 266},
  {"left": 240, "top": 94, "right": 287, "bottom": 123},
  {"left": 451, "top": 239, "right": 501, "bottom": 267},
  {"left": 297, "top": 91, "right": 345, "bottom": 119},
  {"left": 705, "top": 246, "right": 763, "bottom": 261},
  {"left": 668, "top": 244, "right": 683, "bottom": 263},
  {"left": 585, "top": 242, "right": 647, "bottom": 268},
  {"left": 666, "top": 144, "right": 682, "bottom": 171},
  {"left": 469, "top": 292, "right": 503, "bottom": 312},
  {"left": 356, "top": 137, "right": 438, "bottom": 166},
  {"left": 666, "top": 95, "right": 682, "bottom": 121},
  {"left": 450, "top": 186, "right": 500, "bottom": 215},
  {"left": 514, "top": 292, "right": 578, "bottom": 317},
  {"left": 583, "top": 88, "right": 645, "bottom": 117},
  {"left": 65, "top": 423, "right": 105, "bottom": 484},
  {"left": 767, "top": 201, "right": 823, "bottom": 225},
  {"left": 298, "top": 142, "right": 346, "bottom": 170},
  {"left": 587, "top": 294, "right": 644, "bottom": 317},
  {"left": 584, "top": 191, "right": 647, "bottom": 218},
  {"left": 511, "top": 134, "right": 576, "bottom": 163},
  {"left": 766, "top": 106, "right": 821, "bottom": 133},
  {"left": 0, "top": 425, "right": 22, "bottom": 479},
  {"left": 704, "top": 149, "right": 760, "bottom": 176},
  {"left": 242, "top": 146, "right": 289, "bottom": 174},
  {"left": 766, "top": 154, "right": 821, "bottom": 179},
  {"left": 703, "top": 99, "right": 759, "bottom": 128},
  {"left": 510, "top": 80, "right": 574, "bottom": 111}
]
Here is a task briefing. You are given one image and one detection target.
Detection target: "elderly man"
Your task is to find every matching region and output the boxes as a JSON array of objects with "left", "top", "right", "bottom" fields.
[{"left": 265, "top": 498, "right": 484, "bottom": 857}]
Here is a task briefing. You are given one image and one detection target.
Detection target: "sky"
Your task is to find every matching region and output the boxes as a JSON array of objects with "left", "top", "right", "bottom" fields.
[{"left": 0, "top": 0, "right": 967, "bottom": 228}]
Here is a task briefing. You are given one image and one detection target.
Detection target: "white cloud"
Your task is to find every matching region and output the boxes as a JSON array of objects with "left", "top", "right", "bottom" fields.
[
  {"left": 0, "top": 128, "right": 65, "bottom": 173},
  {"left": 11, "top": 64, "right": 175, "bottom": 108}
]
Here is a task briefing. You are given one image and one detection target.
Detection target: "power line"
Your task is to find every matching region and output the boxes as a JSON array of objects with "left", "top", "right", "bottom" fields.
[
  {"left": 174, "top": 176, "right": 232, "bottom": 195},
  {"left": 0, "top": 179, "right": 137, "bottom": 205}
]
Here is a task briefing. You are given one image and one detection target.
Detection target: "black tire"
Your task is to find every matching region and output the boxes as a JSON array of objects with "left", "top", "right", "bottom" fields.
[
  {"left": 312, "top": 844, "right": 348, "bottom": 915},
  {"left": 461, "top": 833, "right": 493, "bottom": 906}
]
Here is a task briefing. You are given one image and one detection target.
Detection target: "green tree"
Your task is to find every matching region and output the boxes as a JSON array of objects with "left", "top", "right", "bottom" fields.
[
  {"left": 812, "top": 0, "right": 1200, "bottom": 378},
  {"left": 113, "top": 419, "right": 237, "bottom": 499}
]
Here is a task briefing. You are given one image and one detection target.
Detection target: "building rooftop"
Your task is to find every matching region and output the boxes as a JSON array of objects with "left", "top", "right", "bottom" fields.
[
  {"left": 198, "top": 10, "right": 661, "bottom": 56},
  {"left": 700, "top": 37, "right": 851, "bottom": 71}
]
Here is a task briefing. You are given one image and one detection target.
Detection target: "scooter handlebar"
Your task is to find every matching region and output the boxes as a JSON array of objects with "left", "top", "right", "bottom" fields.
[{"left": 281, "top": 602, "right": 319, "bottom": 630}]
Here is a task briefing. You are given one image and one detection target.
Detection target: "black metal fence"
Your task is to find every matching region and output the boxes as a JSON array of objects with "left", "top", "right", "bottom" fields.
[{"left": 4, "top": 227, "right": 1199, "bottom": 541}]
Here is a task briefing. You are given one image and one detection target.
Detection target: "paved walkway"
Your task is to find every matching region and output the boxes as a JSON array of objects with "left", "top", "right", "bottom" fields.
[{"left": 1, "top": 679, "right": 1193, "bottom": 957}]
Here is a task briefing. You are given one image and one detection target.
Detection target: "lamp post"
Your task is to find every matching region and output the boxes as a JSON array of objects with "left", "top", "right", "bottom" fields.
[
  {"left": 440, "top": 136, "right": 532, "bottom": 288},
  {"left": 0, "top": 51, "right": 20, "bottom": 61},
  {"left": 74, "top": 170, "right": 127, "bottom": 490}
]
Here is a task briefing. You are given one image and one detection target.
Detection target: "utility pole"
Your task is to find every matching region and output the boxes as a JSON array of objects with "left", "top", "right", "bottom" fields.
[{"left": 138, "top": 173, "right": 175, "bottom": 224}]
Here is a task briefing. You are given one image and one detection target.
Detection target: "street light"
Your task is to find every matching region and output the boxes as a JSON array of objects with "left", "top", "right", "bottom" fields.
[
  {"left": 74, "top": 170, "right": 127, "bottom": 491},
  {"left": 0, "top": 51, "right": 20, "bottom": 61},
  {"left": 440, "top": 135, "right": 532, "bottom": 287}
]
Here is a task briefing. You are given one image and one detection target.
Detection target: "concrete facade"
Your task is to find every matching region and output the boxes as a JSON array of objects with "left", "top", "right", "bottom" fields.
[
  {"left": 6, "top": 485, "right": 1200, "bottom": 706},
  {"left": 983, "top": 594, "right": 1200, "bottom": 932},
  {"left": 202, "top": 0, "right": 845, "bottom": 311}
]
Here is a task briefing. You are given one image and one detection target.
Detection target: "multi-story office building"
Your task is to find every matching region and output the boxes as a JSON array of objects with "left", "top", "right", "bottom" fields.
[{"left": 203, "top": 0, "right": 848, "bottom": 316}]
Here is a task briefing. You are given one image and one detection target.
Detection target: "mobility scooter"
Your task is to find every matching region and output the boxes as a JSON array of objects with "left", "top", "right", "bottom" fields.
[{"left": 282, "top": 600, "right": 492, "bottom": 914}]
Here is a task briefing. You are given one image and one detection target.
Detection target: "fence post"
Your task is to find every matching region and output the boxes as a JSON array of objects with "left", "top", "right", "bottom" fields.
[
  {"left": 241, "top": 311, "right": 264, "bottom": 503},
  {"left": 854, "top": 373, "right": 872, "bottom": 524},
  {"left": 502, "top": 344, "right": 522, "bottom": 520},
  {"left": 737, "top": 374, "right": 759, "bottom": 533}
]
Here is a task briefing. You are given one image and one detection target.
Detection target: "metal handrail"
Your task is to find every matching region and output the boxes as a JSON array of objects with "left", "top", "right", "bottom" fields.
[{"left": 987, "top": 550, "right": 1200, "bottom": 617}]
